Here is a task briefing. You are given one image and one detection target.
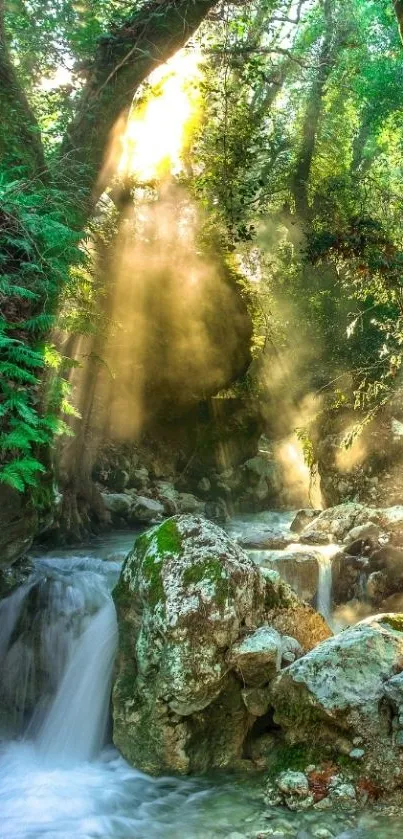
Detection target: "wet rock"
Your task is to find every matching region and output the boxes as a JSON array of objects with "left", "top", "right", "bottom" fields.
[
  {"left": 197, "top": 477, "right": 211, "bottom": 494},
  {"left": 0, "top": 556, "right": 33, "bottom": 599},
  {"left": 366, "top": 571, "right": 387, "bottom": 602},
  {"left": 290, "top": 509, "right": 322, "bottom": 533},
  {"left": 128, "top": 495, "right": 165, "bottom": 523},
  {"left": 262, "top": 550, "right": 321, "bottom": 603},
  {"left": 239, "top": 533, "right": 296, "bottom": 551},
  {"left": 205, "top": 498, "right": 230, "bottom": 523},
  {"left": 0, "top": 486, "right": 37, "bottom": 569},
  {"left": 343, "top": 522, "right": 381, "bottom": 546},
  {"left": 113, "top": 515, "right": 331, "bottom": 775},
  {"left": 299, "top": 503, "right": 369, "bottom": 543}
]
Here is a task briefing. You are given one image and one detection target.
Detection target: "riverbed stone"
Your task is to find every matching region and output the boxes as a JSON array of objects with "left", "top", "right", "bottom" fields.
[
  {"left": 112, "top": 515, "right": 331, "bottom": 775},
  {"left": 271, "top": 613, "right": 403, "bottom": 785},
  {"left": 228, "top": 627, "right": 282, "bottom": 686},
  {"left": 128, "top": 495, "right": 165, "bottom": 523},
  {"left": 102, "top": 492, "right": 132, "bottom": 517}
]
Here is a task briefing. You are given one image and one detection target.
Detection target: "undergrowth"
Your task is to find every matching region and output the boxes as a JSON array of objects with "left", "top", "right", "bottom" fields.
[{"left": 0, "top": 173, "right": 84, "bottom": 492}]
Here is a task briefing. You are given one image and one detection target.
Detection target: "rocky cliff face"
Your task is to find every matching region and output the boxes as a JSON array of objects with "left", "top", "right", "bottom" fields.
[{"left": 112, "top": 515, "right": 330, "bottom": 775}]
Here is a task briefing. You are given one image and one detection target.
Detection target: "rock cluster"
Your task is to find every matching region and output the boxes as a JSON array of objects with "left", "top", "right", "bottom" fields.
[
  {"left": 271, "top": 614, "right": 403, "bottom": 789},
  {"left": 112, "top": 515, "right": 330, "bottom": 775}
]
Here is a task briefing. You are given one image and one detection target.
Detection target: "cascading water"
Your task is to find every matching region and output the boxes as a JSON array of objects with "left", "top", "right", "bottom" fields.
[
  {"left": 37, "top": 597, "right": 117, "bottom": 765},
  {"left": 0, "top": 531, "right": 399, "bottom": 837},
  {"left": 317, "top": 552, "right": 333, "bottom": 622}
]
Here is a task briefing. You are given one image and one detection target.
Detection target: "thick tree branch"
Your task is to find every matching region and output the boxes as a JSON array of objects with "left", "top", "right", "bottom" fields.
[
  {"left": 0, "top": 5, "right": 46, "bottom": 177},
  {"left": 58, "top": 0, "right": 218, "bottom": 214},
  {"left": 394, "top": 0, "right": 403, "bottom": 43}
]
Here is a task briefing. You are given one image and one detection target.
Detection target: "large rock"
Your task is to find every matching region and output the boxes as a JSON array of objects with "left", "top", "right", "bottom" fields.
[
  {"left": 102, "top": 492, "right": 132, "bottom": 517},
  {"left": 128, "top": 495, "right": 165, "bottom": 524},
  {"left": 112, "top": 515, "right": 330, "bottom": 775},
  {"left": 271, "top": 614, "right": 403, "bottom": 786},
  {"left": 299, "top": 503, "right": 371, "bottom": 544}
]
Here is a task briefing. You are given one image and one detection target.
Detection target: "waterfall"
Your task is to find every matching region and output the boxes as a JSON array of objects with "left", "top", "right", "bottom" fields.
[
  {"left": 37, "top": 599, "right": 117, "bottom": 765},
  {"left": 317, "top": 553, "right": 333, "bottom": 621},
  {"left": 0, "top": 555, "right": 120, "bottom": 758}
]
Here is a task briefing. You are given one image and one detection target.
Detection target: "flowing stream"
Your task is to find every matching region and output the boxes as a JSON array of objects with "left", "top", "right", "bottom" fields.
[{"left": 0, "top": 528, "right": 402, "bottom": 837}]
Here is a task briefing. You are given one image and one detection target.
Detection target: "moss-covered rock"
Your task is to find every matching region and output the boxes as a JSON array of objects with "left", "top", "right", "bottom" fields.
[
  {"left": 112, "top": 515, "right": 331, "bottom": 775},
  {"left": 271, "top": 613, "right": 403, "bottom": 789}
]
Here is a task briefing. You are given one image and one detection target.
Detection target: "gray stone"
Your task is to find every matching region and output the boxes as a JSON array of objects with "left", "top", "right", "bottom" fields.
[
  {"left": 343, "top": 522, "right": 381, "bottom": 546},
  {"left": 228, "top": 627, "right": 282, "bottom": 686},
  {"left": 290, "top": 509, "right": 322, "bottom": 533},
  {"left": 129, "top": 495, "right": 165, "bottom": 523},
  {"left": 176, "top": 492, "right": 205, "bottom": 514},
  {"left": 271, "top": 614, "right": 403, "bottom": 786},
  {"left": 276, "top": 771, "right": 309, "bottom": 797},
  {"left": 102, "top": 492, "right": 132, "bottom": 516},
  {"left": 197, "top": 477, "right": 211, "bottom": 494},
  {"left": 349, "top": 748, "right": 365, "bottom": 759},
  {"left": 113, "top": 515, "right": 330, "bottom": 775},
  {"left": 281, "top": 635, "right": 303, "bottom": 665}
]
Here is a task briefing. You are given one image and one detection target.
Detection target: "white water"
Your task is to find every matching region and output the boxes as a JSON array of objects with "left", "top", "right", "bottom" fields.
[
  {"left": 0, "top": 530, "right": 400, "bottom": 838},
  {"left": 317, "top": 552, "right": 333, "bottom": 621},
  {"left": 37, "top": 599, "right": 117, "bottom": 765}
]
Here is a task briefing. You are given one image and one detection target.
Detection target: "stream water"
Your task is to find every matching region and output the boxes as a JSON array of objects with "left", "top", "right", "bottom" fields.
[{"left": 0, "top": 522, "right": 403, "bottom": 838}]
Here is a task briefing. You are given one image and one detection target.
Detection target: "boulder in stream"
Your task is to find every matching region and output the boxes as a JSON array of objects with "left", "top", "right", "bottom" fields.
[
  {"left": 271, "top": 613, "right": 403, "bottom": 788},
  {"left": 112, "top": 515, "right": 330, "bottom": 775}
]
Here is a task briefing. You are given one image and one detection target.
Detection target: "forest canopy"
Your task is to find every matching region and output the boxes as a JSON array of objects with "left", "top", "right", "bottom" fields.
[{"left": 1, "top": 0, "right": 403, "bottom": 518}]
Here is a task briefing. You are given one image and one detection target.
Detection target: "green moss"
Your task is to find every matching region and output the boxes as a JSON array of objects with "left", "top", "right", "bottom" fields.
[
  {"left": 156, "top": 518, "right": 182, "bottom": 556},
  {"left": 379, "top": 614, "right": 403, "bottom": 633},
  {"left": 142, "top": 553, "right": 165, "bottom": 609},
  {"left": 266, "top": 741, "right": 327, "bottom": 778},
  {"left": 183, "top": 558, "right": 229, "bottom": 607}
]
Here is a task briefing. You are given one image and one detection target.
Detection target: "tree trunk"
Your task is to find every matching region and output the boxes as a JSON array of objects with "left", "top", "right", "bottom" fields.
[
  {"left": 0, "top": 0, "right": 220, "bottom": 549},
  {"left": 58, "top": 0, "right": 218, "bottom": 213}
]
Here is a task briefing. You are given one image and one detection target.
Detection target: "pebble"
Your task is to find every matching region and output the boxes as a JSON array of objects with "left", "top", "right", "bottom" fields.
[{"left": 349, "top": 748, "right": 365, "bottom": 759}]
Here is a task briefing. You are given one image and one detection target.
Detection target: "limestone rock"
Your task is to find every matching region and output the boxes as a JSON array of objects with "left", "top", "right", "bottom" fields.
[
  {"left": 262, "top": 549, "right": 321, "bottom": 603},
  {"left": 299, "top": 503, "right": 368, "bottom": 543},
  {"left": 343, "top": 522, "right": 381, "bottom": 546},
  {"left": 112, "top": 515, "right": 331, "bottom": 775},
  {"left": 176, "top": 492, "right": 205, "bottom": 515},
  {"left": 102, "top": 492, "right": 132, "bottom": 517},
  {"left": 228, "top": 627, "right": 282, "bottom": 687},
  {"left": 128, "top": 495, "right": 165, "bottom": 523},
  {"left": 290, "top": 509, "right": 322, "bottom": 533},
  {"left": 271, "top": 613, "right": 403, "bottom": 785}
]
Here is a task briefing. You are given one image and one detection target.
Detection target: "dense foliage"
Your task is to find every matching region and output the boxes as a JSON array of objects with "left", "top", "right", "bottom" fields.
[{"left": 1, "top": 0, "right": 403, "bottom": 500}]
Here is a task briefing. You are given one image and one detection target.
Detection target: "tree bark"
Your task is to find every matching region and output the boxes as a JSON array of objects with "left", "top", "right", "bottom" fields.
[
  {"left": 0, "top": 5, "right": 46, "bottom": 176},
  {"left": 394, "top": 0, "right": 403, "bottom": 44},
  {"left": 58, "top": 0, "right": 218, "bottom": 214},
  {"left": 290, "top": 0, "right": 334, "bottom": 218}
]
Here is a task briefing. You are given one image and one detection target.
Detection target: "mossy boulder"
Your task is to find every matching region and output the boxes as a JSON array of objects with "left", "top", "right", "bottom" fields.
[
  {"left": 271, "top": 614, "right": 403, "bottom": 788},
  {"left": 112, "top": 515, "right": 331, "bottom": 775}
]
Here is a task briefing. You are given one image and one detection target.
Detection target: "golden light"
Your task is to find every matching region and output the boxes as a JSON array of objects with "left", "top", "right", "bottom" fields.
[{"left": 119, "top": 49, "right": 202, "bottom": 181}]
